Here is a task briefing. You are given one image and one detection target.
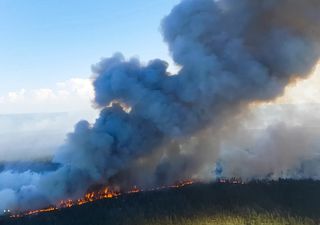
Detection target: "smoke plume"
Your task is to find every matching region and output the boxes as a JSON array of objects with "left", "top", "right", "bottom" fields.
[
  {"left": 1, "top": 0, "right": 320, "bottom": 213},
  {"left": 217, "top": 103, "right": 320, "bottom": 180}
]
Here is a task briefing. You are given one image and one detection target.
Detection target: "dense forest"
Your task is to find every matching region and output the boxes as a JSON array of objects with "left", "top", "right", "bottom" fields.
[{"left": 1, "top": 180, "right": 320, "bottom": 225}]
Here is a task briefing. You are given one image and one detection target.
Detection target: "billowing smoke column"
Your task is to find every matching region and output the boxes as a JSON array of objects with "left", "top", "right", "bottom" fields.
[{"left": 1, "top": 0, "right": 320, "bottom": 213}]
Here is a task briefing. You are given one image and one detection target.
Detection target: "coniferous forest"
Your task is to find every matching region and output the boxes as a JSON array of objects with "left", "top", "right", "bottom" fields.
[{"left": 1, "top": 180, "right": 320, "bottom": 225}]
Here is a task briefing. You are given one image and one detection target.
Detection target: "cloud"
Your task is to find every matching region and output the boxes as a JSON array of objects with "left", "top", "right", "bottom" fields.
[
  {"left": 0, "top": 78, "right": 97, "bottom": 161},
  {"left": 0, "top": 112, "right": 94, "bottom": 161},
  {"left": 0, "top": 78, "right": 94, "bottom": 114}
]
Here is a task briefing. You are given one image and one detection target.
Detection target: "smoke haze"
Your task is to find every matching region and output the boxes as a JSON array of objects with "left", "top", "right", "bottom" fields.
[
  {"left": 0, "top": 112, "right": 96, "bottom": 161},
  {"left": 1, "top": 0, "right": 320, "bottom": 213}
]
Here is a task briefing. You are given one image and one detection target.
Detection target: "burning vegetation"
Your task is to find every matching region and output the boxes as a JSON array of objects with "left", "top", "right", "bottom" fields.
[
  {"left": 3, "top": 180, "right": 320, "bottom": 225},
  {"left": 9, "top": 180, "right": 195, "bottom": 218}
]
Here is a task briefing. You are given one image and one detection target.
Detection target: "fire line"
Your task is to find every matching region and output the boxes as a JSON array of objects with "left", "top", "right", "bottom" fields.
[{"left": 9, "top": 179, "right": 195, "bottom": 218}]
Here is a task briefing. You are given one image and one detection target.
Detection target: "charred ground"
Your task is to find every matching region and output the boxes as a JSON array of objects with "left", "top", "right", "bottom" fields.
[{"left": 1, "top": 180, "right": 320, "bottom": 225}]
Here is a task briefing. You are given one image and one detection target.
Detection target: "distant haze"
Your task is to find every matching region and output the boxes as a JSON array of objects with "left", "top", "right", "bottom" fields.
[{"left": 0, "top": 112, "right": 96, "bottom": 161}]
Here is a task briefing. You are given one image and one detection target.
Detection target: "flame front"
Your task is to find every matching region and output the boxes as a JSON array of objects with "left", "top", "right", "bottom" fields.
[{"left": 10, "top": 180, "right": 195, "bottom": 218}]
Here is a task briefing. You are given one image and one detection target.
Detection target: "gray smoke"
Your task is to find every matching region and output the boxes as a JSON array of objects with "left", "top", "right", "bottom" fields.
[
  {"left": 218, "top": 103, "right": 320, "bottom": 180},
  {"left": 1, "top": 0, "right": 320, "bottom": 213}
]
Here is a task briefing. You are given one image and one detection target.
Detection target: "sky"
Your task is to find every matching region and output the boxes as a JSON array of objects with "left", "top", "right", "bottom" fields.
[{"left": 0, "top": 0, "right": 179, "bottom": 114}]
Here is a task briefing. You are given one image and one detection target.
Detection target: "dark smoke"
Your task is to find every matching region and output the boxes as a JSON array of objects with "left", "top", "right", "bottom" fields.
[{"left": 1, "top": 0, "right": 320, "bottom": 213}]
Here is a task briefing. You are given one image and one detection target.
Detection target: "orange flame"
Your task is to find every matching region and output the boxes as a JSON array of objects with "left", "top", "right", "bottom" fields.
[{"left": 10, "top": 180, "right": 195, "bottom": 218}]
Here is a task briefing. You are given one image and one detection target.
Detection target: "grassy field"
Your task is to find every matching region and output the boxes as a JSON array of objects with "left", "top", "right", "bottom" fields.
[{"left": 1, "top": 180, "right": 320, "bottom": 225}]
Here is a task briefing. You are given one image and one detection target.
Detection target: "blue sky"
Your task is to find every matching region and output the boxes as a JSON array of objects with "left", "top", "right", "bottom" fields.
[{"left": 0, "top": 0, "right": 179, "bottom": 95}]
